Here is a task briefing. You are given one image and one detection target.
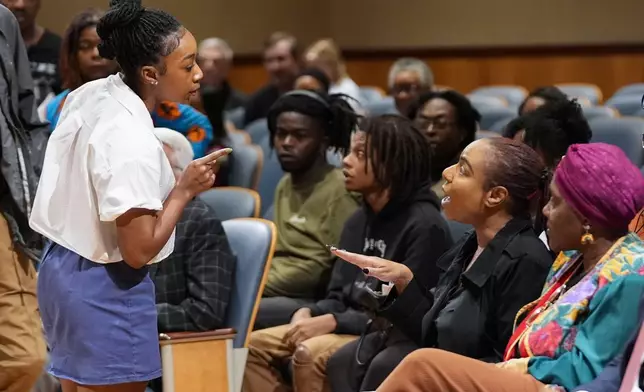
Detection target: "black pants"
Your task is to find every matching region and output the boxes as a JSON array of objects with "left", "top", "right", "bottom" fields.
[
  {"left": 326, "top": 328, "right": 417, "bottom": 392},
  {"left": 253, "top": 296, "right": 314, "bottom": 330}
]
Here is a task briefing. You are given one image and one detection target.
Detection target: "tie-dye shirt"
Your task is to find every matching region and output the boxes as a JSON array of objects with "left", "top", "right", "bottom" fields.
[
  {"left": 497, "top": 233, "right": 644, "bottom": 391},
  {"left": 47, "top": 92, "right": 213, "bottom": 158}
]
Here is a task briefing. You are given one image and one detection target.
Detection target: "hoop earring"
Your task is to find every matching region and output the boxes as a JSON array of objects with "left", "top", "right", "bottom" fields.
[{"left": 581, "top": 224, "right": 595, "bottom": 245}]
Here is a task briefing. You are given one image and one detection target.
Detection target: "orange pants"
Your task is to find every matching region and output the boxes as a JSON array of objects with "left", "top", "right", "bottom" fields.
[
  {"left": 243, "top": 324, "right": 357, "bottom": 392},
  {"left": 377, "top": 349, "right": 548, "bottom": 392},
  {"left": 0, "top": 214, "right": 47, "bottom": 392}
]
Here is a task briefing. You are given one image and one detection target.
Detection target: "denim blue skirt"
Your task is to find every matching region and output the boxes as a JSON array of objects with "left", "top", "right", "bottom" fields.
[{"left": 37, "top": 243, "right": 162, "bottom": 385}]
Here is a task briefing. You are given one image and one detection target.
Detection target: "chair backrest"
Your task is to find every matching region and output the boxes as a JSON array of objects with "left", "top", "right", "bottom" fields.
[
  {"left": 222, "top": 218, "right": 277, "bottom": 348},
  {"left": 228, "top": 130, "right": 250, "bottom": 146},
  {"left": 605, "top": 94, "right": 643, "bottom": 116},
  {"left": 470, "top": 85, "right": 528, "bottom": 108},
  {"left": 225, "top": 107, "right": 246, "bottom": 130},
  {"left": 359, "top": 86, "right": 385, "bottom": 103},
  {"left": 257, "top": 136, "right": 285, "bottom": 215},
  {"left": 475, "top": 130, "right": 502, "bottom": 140},
  {"left": 612, "top": 83, "right": 644, "bottom": 99},
  {"left": 229, "top": 144, "right": 263, "bottom": 189},
  {"left": 488, "top": 116, "right": 515, "bottom": 134},
  {"left": 582, "top": 106, "right": 619, "bottom": 121},
  {"left": 245, "top": 118, "right": 270, "bottom": 144},
  {"left": 326, "top": 149, "right": 344, "bottom": 168},
  {"left": 199, "top": 187, "right": 261, "bottom": 221},
  {"left": 263, "top": 204, "right": 275, "bottom": 221},
  {"left": 556, "top": 83, "right": 603, "bottom": 105},
  {"left": 364, "top": 97, "right": 398, "bottom": 117},
  {"left": 478, "top": 107, "right": 517, "bottom": 131},
  {"left": 467, "top": 94, "right": 508, "bottom": 112},
  {"left": 589, "top": 117, "right": 644, "bottom": 166}
]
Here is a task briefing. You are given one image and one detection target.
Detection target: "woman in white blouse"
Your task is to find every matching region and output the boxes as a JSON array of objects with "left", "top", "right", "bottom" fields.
[{"left": 29, "top": 1, "right": 230, "bottom": 391}]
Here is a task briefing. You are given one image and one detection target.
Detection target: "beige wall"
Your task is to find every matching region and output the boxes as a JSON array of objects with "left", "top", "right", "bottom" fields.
[{"left": 38, "top": 0, "right": 644, "bottom": 54}]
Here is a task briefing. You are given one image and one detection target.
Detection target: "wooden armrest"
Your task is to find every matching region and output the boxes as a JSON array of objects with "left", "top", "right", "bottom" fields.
[{"left": 159, "top": 328, "right": 236, "bottom": 345}]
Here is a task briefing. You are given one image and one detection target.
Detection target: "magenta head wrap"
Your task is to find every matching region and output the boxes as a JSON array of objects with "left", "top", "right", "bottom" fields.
[{"left": 554, "top": 143, "right": 644, "bottom": 230}]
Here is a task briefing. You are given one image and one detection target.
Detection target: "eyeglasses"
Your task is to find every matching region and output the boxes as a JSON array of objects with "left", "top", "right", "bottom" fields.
[
  {"left": 390, "top": 84, "right": 421, "bottom": 95},
  {"left": 414, "top": 117, "right": 456, "bottom": 131}
]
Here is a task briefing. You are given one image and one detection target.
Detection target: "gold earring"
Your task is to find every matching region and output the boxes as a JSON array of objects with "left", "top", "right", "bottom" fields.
[{"left": 581, "top": 224, "right": 595, "bottom": 245}]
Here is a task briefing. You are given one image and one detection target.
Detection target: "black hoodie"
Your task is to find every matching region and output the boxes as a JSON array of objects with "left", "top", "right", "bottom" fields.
[{"left": 307, "top": 186, "right": 453, "bottom": 335}]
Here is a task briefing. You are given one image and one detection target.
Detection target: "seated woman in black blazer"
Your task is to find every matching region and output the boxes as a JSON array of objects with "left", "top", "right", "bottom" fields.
[{"left": 326, "top": 137, "right": 555, "bottom": 391}]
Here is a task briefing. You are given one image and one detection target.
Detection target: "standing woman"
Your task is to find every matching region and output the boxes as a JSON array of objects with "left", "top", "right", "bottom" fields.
[{"left": 29, "top": 1, "right": 230, "bottom": 391}]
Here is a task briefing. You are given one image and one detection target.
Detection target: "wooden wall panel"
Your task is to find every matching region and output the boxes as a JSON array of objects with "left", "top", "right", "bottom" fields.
[{"left": 229, "top": 46, "right": 644, "bottom": 100}]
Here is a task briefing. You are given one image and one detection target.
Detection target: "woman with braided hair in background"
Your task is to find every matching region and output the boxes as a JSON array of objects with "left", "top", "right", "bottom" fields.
[{"left": 29, "top": 1, "right": 232, "bottom": 391}]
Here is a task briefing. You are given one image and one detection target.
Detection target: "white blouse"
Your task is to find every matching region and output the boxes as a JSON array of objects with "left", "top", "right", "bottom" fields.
[{"left": 30, "top": 74, "right": 176, "bottom": 264}]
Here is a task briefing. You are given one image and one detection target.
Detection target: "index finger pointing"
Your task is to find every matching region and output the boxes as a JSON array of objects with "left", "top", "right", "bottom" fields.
[
  {"left": 195, "top": 148, "right": 233, "bottom": 165},
  {"left": 331, "top": 248, "right": 379, "bottom": 269}
]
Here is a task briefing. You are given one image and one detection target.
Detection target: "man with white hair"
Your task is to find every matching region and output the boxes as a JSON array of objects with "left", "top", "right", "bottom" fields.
[
  {"left": 387, "top": 57, "right": 434, "bottom": 116},
  {"left": 197, "top": 38, "right": 246, "bottom": 131},
  {"left": 150, "top": 128, "right": 236, "bottom": 334}
]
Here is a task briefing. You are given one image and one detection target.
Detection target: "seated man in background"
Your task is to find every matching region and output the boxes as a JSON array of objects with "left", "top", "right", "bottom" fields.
[
  {"left": 151, "top": 127, "right": 236, "bottom": 333},
  {"left": 254, "top": 90, "right": 361, "bottom": 330},
  {"left": 387, "top": 57, "right": 434, "bottom": 116},
  {"left": 242, "top": 32, "right": 300, "bottom": 127},
  {"left": 408, "top": 90, "right": 480, "bottom": 199},
  {"left": 243, "top": 115, "right": 452, "bottom": 392},
  {"left": 194, "top": 37, "right": 246, "bottom": 140}
]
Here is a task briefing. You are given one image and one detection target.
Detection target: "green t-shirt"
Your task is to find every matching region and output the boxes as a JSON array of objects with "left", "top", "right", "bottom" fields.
[{"left": 264, "top": 164, "right": 359, "bottom": 298}]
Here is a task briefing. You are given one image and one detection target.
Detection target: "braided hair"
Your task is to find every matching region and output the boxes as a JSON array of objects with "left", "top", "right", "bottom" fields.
[
  {"left": 360, "top": 115, "right": 433, "bottom": 203},
  {"left": 484, "top": 137, "right": 549, "bottom": 233},
  {"left": 96, "top": 0, "right": 183, "bottom": 93},
  {"left": 267, "top": 90, "right": 358, "bottom": 155}
]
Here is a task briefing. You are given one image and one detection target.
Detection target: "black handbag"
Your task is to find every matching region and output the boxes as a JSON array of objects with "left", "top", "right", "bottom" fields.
[{"left": 350, "top": 272, "right": 394, "bottom": 366}]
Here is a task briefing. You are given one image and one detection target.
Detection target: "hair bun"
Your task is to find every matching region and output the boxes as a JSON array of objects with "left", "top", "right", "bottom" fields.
[{"left": 97, "top": 0, "right": 144, "bottom": 59}]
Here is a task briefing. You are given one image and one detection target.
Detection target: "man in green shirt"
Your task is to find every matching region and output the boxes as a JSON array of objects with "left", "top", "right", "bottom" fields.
[{"left": 255, "top": 89, "right": 360, "bottom": 329}]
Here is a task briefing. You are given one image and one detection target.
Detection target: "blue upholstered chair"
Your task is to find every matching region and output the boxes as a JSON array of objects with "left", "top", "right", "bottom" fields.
[
  {"left": 225, "top": 107, "right": 246, "bottom": 130},
  {"left": 582, "top": 106, "right": 619, "bottom": 121},
  {"left": 605, "top": 94, "right": 643, "bottom": 116},
  {"left": 199, "top": 187, "right": 261, "bottom": 221},
  {"left": 159, "top": 218, "right": 276, "bottom": 392},
  {"left": 589, "top": 117, "right": 644, "bottom": 166},
  {"left": 478, "top": 107, "right": 516, "bottom": 131},
  {"left": 245, "top": 118, "right": 270, "bottom": 144},
  {"left": 228, "top": 144, "right": 263, "bottom": 190},
  {"left": 363, "top": 97, "right": 398, "bottom": 117},
  {"left": 556, "top": 83, "right": 603, "bottom": 105},
  {"left": 470, "top": 85, "right": 528, "bottom": 108}
]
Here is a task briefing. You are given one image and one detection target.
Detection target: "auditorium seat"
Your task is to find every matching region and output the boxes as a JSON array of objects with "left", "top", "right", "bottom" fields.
[
  {"left": 470, "top": 85, "right": 528, "bottom": 108},
  {"left": 556, "top": 83, "right": 603, "bottom": 105}
]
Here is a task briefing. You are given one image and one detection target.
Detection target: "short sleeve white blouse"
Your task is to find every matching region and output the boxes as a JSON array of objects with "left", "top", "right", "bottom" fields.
[{"left": 30, "top": 74, "right": 176, "bottom": 264}]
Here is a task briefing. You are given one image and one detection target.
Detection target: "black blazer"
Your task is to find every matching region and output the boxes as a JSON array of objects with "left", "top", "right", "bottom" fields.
[{"left": 381, "top": 217, "right": 554, "bottom": 362}]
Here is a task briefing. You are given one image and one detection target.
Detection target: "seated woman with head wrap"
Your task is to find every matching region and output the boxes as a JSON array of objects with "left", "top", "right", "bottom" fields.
[{"left": 369, "top": 143, "right": 644, "bottom": 392}]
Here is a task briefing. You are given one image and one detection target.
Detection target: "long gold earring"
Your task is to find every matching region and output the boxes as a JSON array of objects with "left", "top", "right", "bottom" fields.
[{"left": 581, "top": 224, "right": 595, "bottom": 245}]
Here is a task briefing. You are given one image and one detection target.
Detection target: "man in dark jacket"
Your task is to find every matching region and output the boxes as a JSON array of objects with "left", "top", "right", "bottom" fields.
[
  {"left": 242, "top": 115, "right": 453, "bottom": 392},
  {"left": 0, "top": 4, "right": 49, "bottom": 392}
]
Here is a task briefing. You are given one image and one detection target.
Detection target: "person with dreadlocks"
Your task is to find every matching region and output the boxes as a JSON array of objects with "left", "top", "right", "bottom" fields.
[
  {"left": 244, "top": 115, "right": 452, "bottom": 392},
  {"left": 328, "top": 137, "right": 554, "bottom": 391},
  {"left": 29, "top": 1, "right": 232, "bottom": 391},
  {"left": 254, "top": 90, "right": 360, "bottom": 330}
]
